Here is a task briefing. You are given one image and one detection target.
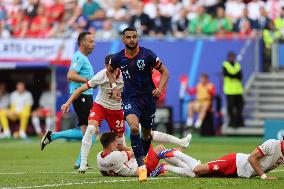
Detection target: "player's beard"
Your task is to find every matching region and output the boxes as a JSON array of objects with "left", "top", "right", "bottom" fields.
[{"left": 125, "top": 43, "right": 138, "bottom": 50}]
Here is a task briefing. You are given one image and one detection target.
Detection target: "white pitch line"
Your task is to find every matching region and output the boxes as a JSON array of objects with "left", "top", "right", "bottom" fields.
[
  {"left": 271, "top": 169, "right": 284, "bottom": 173},
  {"left": 0, "top": 171, "right": 97, "bottom": 175},
  {"left": 1, "top": 177, "right": 180, "bottom": 189}
]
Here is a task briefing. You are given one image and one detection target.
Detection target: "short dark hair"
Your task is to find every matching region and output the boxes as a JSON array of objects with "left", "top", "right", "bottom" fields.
[
  {"left": 227, "top": 51, "right": 236, "bottom": 58},
  {"left": 201, "top": 73, "right": 209, "bottom": 79},
  {"left": 77, "top": 31, "right": 91, "bottom": 46},
  {"left": 104, "top": 54, "right": 114, "bottom": 65},
  {"left": 100, "top": 132, "right": 117, "bottom": 149},
  {"left": 122, "top": 27, "right": 137, "bottom": 35}
]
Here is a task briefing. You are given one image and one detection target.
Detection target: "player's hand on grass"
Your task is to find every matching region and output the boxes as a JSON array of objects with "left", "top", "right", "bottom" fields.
[
  {"left": 61, "top": 104, "right": 70, "bottom": 113},
  {"left": 152, "top": 88, "right": 162, "bottom": 97},
  {"left": 112, "top": 88, "right": 121, "bottom": 101}
]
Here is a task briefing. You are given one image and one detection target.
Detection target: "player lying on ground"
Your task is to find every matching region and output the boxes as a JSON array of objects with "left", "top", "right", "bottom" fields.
[
  {"left": 152, "top": 138, "right": 284, "bottom": 179},
  {"left": 97, "top": 132, "right": 199, "bottom": 177},
  {"left": 41, "top": 54, "right": 191, "bottom": 172}
]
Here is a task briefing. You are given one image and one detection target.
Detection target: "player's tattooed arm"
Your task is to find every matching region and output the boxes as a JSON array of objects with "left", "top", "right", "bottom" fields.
[
  {"left": 153, "top": 64, "right": 169, "bottom": 97},
  {"left": 61, "top": 84, "right": 89, "bottom": 113},
  {"left": 248, "top": 148, "right": 277, "bottom": 180}
]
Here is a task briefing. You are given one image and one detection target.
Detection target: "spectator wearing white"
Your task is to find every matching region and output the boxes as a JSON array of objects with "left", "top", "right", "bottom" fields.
[
  {"left": 0, "top": 82, "right": 33, "bottom": 139},
  {"left": 156, "top": 0, "right": 175, "bottom": 35},
  {"left": 173, "top": 8, "right": 189, "bottom": 38},
  {"left": 171, "top": 0, "right": 184, "bottom": 23},
  {"left": 158, "top": 0, "right": 176, "bottom": 20},
  {"left": 95, "top": 19, "right": 117, "bottom": 40},
  {"left": 143, "top": 0, "right": 158, "bottom": 19},
  {"left": 129, "top": 1, "right": 153, "bottom": 36},
  {"left": 4, "top": 0, "right": 22, "bottom": 17},
  {"left": 31, "top": 88, "right": 53, "bottom": 136},
  {"left": 247, "top": 0, "right": 265, "bottom": 21},
  {"left": 184, "top": 0, "right": 201, "bottom": 21},
  {"left": 225, "top": 0, "right": 246, "bottom": 23},
  {"left": 265, "top": 0, "right": 284, "bottom": 20},
  {"left": 105, "top": 0, "right": 128, "bottom": 33},
  {"left": 199, "top": 0, "right": 221, "bottom": 13}
]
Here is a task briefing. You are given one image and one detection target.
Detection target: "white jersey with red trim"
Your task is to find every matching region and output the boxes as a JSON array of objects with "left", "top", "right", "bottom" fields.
[
  {"left": 97, "top": 151, "right": 138, "bottom": 177},
  {"left": 87, "top": 68, "right": 123, "bottom": 110},
  {"left": 236, "top": 139, "right": 284, "bottom": 178}
]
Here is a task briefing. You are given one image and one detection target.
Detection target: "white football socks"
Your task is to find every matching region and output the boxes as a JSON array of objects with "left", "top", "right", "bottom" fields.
[
  {"left": 173, "top": 150, "right": 200, "bottom": 170},
  {"left": 164, "top": 165, "right": 195, "bottom": 177},
  {"left": 45, "top": 117, "right": 52, "bottom": 131},
  {"left": 186, "top": 117, "right": 193, "bottom": 127},
  {"left": 31, "top": 116, "right": 42, "bottom": 135},
  {"left": 80, "top": 125, "right": 96, "bottom": 168},
  {"left": 117, "top": 135, "right": 127, "bottom": 148},
  {"left": 195, "top": 119, "right": 202, "bottom": 129},
  {"left": 165, "top": 157, "right": 189, "bottom": 168},
  {"left": 152, "top": 131, "right": 181, "bottom": 146}
]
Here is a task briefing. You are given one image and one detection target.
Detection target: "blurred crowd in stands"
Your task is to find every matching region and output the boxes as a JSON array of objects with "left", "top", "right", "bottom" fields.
[{"left": 0, "top": 0, "right": 284, "bottom": 41}]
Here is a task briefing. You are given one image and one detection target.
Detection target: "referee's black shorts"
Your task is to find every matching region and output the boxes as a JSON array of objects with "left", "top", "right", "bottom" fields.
[{"left": 72, "top": 94, "right": 93, "bottom": 126}]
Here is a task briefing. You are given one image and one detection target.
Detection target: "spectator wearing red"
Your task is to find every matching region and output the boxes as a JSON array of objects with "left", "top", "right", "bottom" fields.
[
  {"left": 46, "top": 0, "right": 65, "bottom": 25},
  {"left": 26, "top": 5, "right": 51, "bottom": 38},
  {"left": 9, "top": 9, "right": 29, "bottom": 37}
]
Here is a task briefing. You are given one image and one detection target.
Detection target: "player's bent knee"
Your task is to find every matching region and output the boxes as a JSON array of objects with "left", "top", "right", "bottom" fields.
[
  {"left": 154, "top": 145, "right": 166, "bottom": 153},
  {"left": 130, "top": 126, "right": 139, "bottom": 134},
  {"left": 88, "top": 120, "right": 99, "bottom": 126}
]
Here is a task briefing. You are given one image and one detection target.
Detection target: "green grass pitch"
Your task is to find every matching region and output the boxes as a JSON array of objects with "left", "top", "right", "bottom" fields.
[{"left": 0, "top": 135, "right": 283, "bottom": 189}]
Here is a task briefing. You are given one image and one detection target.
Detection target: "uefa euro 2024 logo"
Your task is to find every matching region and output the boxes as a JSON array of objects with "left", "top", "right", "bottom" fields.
[{"left": 136, "top": 59, "right": 145, "bottom": 70}]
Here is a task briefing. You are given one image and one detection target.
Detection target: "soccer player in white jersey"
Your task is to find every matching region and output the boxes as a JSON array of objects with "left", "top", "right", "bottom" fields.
[
  {"left": 60, "top": 54, "right": 192, "bottom": 173},
  {"left": 152, "top": 138, "right": 284, "bottom": 179},
  {"left": 97, "top": 132, "right": 198, "bottom": 177}
]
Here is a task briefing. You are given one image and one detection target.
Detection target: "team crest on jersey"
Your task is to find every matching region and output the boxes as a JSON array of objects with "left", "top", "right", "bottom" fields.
[
  {"left": 213, "top": 165, "right": 219, "bottom": 171},
  {"left": 136, "top": 59, "right": 145, "bottom": 70}
]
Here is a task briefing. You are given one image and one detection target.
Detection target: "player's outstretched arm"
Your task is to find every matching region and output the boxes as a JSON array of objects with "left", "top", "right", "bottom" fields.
[
  {"left": 248, "top": 148, "right": 277, "bottom": 180},
  {"left": 61, "top": 84, "right": 89, "bottom": 113},
  {"left": 153, "top": 64, "right": 169, "bottom": 97}
]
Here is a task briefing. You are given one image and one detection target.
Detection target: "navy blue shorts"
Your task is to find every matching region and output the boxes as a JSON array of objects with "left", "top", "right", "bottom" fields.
[{"left": 122, "top": 97, "right": 156, "bottom": 129}]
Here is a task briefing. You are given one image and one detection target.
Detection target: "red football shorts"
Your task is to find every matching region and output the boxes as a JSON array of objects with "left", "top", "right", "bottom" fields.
[
  {"left": 145, "top": 144, "right": 160, "bottom": 176},
  {"left": 207, "top": 153, "right": 237, "bottom": 177},
  {"left": 38, "top": 108, "right": 51, "bottom": 117},
  {"left": 88, "top": 102, "right": 125, "bottom": 134}
]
